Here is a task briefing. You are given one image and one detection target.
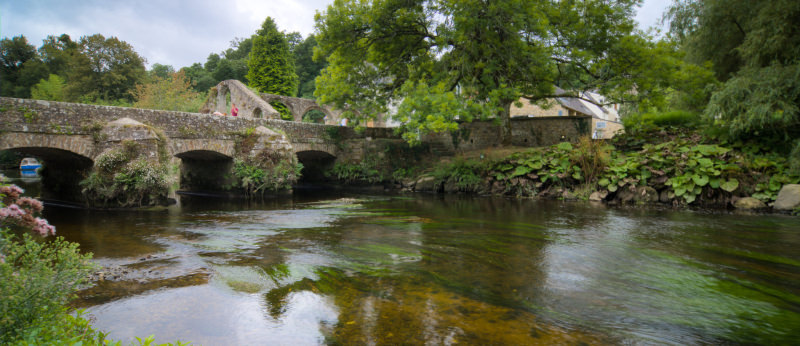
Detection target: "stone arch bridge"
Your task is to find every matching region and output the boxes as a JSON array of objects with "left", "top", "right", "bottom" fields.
[
  {"left": 202, "top": 79, "right": 371, "bottom": 125},
  {"left": 0, "top": 97, "right": 401, "bottom": 204}
]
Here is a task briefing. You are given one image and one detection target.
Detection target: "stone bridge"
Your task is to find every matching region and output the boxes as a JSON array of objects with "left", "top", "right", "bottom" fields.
[
  {"left": 202, "top": 79, "right": 356, "bottom": 125},
  {"left": 0, "top": 97, "right": 402, "bottom": 204}
]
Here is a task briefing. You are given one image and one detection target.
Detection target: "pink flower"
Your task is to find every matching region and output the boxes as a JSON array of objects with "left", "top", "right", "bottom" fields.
[
  {"left": 32, "top": 217, "right": 56, "bottom": 236},
  {"left": 17, "top": 197, "right": 43, "bottom": 213}
]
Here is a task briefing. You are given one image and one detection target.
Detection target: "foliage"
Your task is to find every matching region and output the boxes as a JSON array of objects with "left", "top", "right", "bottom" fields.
[
  {"left": 133, "top": 70, "right": 205, "bottom": 112},
  {"left": 247, "top": 17, "right": 298, "bottom": 96},
  {"left": 666, "top": 0, "right": 800, "bottom": 81},
  {"left": 328, "top": 161, "right": 383, "bottom": 184},
  {"left": 302, "top": 109, "right": 326, "bottom": 123},
  {"left": 622, "top": 110, "right": 701, "bottom": 135},
  {"left": 0, "top": 179, "right": 96, "bottom": 344},
  {"left": 231, "top": 130, "right": 302, "bottom": 196},
  {"left": 704, "top": 65, "right": 800, "bottom": 142},
  {"left": 232, "top": 157, "right": 302, "bottom": 197},
  {"left": 0, "top": 35, "right": 48, "bottom": 98},
  {"left": 0, "top": 230, "right": 95, "bottom": 343},
  {"left": 293, "top": 35, "right": 327, "bottom": 99},
  {"left": 665, "top": 0, "right": 800, "bottom": 152},
  {"left": 80, "top": 141, "right": 171, "bottom": 207},
  {"left": 37, "top": 34, "right": 78, "bottom": 79},
  {"left": 326, "top": 140, "right": 429, "bottom": 184},
  {"left": 482, "top": 127, "right": 800, "bottom": 204},
  {"left": 432, "top": 159, "right": 487, "bottom": 192},
  {"left": 30, "top": 74, "right": 67, "bottom": 101},
  {"left": 270, "top": 101, "right": 293, "bottom": 120},
  {"left": 314, "top": 0, "right": 698, "bottom": 144},
  {"left": 66, "top": 34, "right": 147, "bottom": 103}
]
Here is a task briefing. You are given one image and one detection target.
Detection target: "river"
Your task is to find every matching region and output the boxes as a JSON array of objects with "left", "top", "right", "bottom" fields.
[{"left": 6, "top": 170, "right": 800, "bottom": 345}]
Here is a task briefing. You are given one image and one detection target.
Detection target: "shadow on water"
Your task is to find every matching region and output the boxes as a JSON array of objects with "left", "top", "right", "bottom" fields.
[{"left": 7, "top": 172, "right": 798, "bottom": 345}]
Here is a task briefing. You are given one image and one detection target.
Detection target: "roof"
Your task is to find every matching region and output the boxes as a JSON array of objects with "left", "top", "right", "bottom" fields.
[{"left": 552, "top": 87, "right": 619, "bottom": 122}]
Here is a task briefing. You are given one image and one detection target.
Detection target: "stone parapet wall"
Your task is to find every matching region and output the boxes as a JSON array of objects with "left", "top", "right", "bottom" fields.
[{"left": 423, "top": 116, "right": 592, "bottom": 154}]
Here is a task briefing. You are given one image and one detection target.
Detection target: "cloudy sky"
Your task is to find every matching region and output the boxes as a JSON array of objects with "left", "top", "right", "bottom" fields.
[{"left": 1, "top": 0, "right": 670, "bottom": 69}]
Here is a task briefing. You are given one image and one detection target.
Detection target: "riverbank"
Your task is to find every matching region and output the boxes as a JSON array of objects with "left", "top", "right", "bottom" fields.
[{"left": 393, "top": 127, "right": 800, "bottom": 215}]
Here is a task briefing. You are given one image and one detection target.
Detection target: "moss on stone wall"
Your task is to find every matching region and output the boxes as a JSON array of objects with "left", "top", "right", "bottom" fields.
[
  {"left": 229, "top": 127, "right": 302, "bottom": 196},
  {"left": 79, "top": 140, "right": 172, "bottom": 208}
]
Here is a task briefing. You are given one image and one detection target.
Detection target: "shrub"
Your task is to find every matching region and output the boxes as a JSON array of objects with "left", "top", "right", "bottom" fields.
[
  {"left": 328, "top": 161, "right": 383, "bottom": 184},
  {"left": 432, "top": 159, "right": 486, "bottom": 191},
  {"left": 81, "top": 142, "right": 171, "bottom": 207},
  {"left": 623, "top": 110, "right": 700, "bottom": 133},
  {"left": 0, "top": 179, "right": 97, "bottom": 344}
]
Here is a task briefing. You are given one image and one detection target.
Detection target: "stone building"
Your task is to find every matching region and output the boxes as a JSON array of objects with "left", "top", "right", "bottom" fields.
[{"left": 510, "top": 88, "right": 624, "bottom": 139}]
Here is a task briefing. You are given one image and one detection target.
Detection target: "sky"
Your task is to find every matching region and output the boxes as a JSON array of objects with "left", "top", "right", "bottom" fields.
[{"left": 1, "top": 0, "right": 671, "bottom": 70}]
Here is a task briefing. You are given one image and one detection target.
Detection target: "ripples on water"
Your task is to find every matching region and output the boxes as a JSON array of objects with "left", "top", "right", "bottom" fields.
[{"left": 33, "top": 189, "right": 800, "bottom": 345}]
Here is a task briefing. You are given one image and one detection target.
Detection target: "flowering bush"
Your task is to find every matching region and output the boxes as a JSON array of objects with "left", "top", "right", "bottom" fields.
[
  {"left": 0, "top": 178, "right": 95, "bottom": 343},
  {"left": 0, "top": 184, "right": 55, "bottom": 236}
]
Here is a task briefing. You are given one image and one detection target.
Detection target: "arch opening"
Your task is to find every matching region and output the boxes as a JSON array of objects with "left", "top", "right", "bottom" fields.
[
  {"left": 1, "top": 147, "right": 93, "bottom": 205},
  {"left": 175, "top": 150, "right": 235, "bottom": 193},
  {"left": 302, "top": 109, "right": 327, "bottom": 124},
  {"left": 296, "top": 150, "right": 336, "bottom": 184},
  {"left": 253, "top": 107, "right": 263, "bottom": 119}
]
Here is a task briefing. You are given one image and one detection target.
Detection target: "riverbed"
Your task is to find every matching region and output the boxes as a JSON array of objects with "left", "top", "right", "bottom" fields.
[{"left": 7, "top": 170, "right": 799, "bottom": 344}]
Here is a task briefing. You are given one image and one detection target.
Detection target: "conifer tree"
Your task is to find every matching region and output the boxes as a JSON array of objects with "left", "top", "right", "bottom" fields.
[{"left": 246, "top": 17, "right": 298, "bottom": 96}]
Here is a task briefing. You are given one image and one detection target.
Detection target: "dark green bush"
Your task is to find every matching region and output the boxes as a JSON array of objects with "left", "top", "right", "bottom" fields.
[{"left": 623, "top": 110, "right": 700, "bottom": 131}]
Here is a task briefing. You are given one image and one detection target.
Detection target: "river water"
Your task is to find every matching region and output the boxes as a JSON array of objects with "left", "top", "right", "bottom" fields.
[{"left": 7, "top": 171, "right": 800, "bottom": 345}]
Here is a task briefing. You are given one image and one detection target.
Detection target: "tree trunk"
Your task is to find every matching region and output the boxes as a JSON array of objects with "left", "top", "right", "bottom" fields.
[{"left": 500, "top": 101, "right": 512, "bottom": 146}]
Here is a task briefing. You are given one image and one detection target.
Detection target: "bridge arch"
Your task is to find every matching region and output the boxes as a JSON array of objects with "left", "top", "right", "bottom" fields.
[
  {"left": 295, "top": 149, "right": 337, "bottom": 183},
  {"left": 0, "top": 144, "right": 94, "bottom": 204},
  {"left": 300, "top": 105, "right": 332, "bottom": 123},
  {"left": 0, "top": 133, "right": 95, "bottom": 159},
  {"left": 204, "top": 80, "right": 279, "bottom": 119}
]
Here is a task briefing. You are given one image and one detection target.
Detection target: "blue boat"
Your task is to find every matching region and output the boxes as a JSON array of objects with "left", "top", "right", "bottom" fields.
[{"left": 20, "top": 157, "right": 41, "bottom": 171}]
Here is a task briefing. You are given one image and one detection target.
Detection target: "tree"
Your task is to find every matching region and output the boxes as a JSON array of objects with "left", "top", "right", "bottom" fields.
[
  {"left": 133, "top": 70, "right": 203, "bottom": 112},
  {"left": 66, "top": 34, "right": 146, "bottom": 102},
  {"left": 30, "top": 74, "right": 66, "bottom": 101},
  {"left": 665, "top": 0, "right": 800, "bottom": 149},
  {"left": 294, "top": 35, "right": 327, "bottom": 99},
  {"left": 212, "top": 58, "right": 236, "bottom": 81},
  {"left": 0, "top": 36, "right": 46, "bottom": 98},
  {"left": 149, "top": 63, "right": 175, "bottom": 80},
  {"left": 314, "top": 0, "right": 671, "bottom": 144},
  {"left": 38, "top": 34, "right": 78, "bottom": 78},
  {"left": 204, "top": 53, "right": 221, "bottom": 72},
  {"left": 182, "top": 63, "right": 216, "bottom": 92},
  {"left": 247, "top": 17, "right": 298, "bottom": 96}
]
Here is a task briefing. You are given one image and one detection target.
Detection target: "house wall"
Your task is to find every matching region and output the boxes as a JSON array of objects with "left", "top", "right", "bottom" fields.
[
  {"left": 510, "top": 98, "right": 572, "bottom": 117},
  {"left": 591, "top": 118, "right": 624, "bottom": 139}
]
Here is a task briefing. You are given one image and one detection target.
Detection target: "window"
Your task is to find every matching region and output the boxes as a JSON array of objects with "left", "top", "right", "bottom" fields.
[{"left": 558, "top": 110, "right": 563, "bottom": 116}]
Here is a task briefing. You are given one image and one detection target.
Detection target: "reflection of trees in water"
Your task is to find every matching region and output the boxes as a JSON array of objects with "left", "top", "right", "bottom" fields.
[{"left": 254, "top": 196, "right": 611, "bottom": 343}]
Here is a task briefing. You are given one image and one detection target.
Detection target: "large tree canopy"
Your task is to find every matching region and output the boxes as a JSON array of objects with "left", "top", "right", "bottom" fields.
[
  {"left": 66, "top": 34, "right": 146, "bottom": 102},
  {"left": 314, "top": 0, "right": 675, "bottom": 143}
]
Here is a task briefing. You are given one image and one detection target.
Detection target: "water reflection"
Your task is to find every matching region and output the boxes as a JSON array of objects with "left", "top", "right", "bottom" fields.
[{"left": 30, "top": 190, "right": 800, "bottom": 345}]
